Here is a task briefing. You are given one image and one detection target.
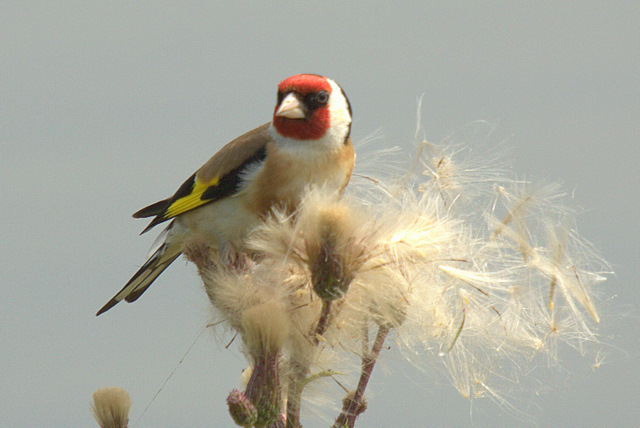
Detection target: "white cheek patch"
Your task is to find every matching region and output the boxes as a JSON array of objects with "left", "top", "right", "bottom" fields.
[{"left": 326, "top": 78, "right": 352, "bottom": 147}]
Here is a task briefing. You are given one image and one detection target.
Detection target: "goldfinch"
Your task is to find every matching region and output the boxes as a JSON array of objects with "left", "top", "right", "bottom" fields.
[{"left": 97, "top": 74, "right": 354, "bottom": 315}]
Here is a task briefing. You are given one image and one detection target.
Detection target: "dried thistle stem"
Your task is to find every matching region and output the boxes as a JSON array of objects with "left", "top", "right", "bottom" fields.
[
  {"left": 333, "top": 324, "right": 391, "bottom": 428},
  {"left": 245, "top": 352, "right": 281, "bottom": 427},
  {"left": 313, "top": 300, "right": 333, "bottom": 344},
  {"left": 286, "top": 300, "right": 334, "bottom": 428},
  {"left": 285, "top": 363, "right": 305, "bottom": 428}
]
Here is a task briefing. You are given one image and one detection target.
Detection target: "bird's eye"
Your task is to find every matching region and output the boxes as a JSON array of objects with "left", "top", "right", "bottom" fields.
[{"left": 315, "top": 91, "right": 329, "bottom": 104}]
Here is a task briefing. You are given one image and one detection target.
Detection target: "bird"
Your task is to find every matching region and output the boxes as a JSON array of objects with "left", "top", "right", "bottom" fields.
[{"left": 97, "top": 74, "right": 354, "bottom": 315}]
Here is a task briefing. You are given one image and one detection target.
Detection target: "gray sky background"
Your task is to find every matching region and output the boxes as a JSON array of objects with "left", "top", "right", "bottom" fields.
[{"left": 2, "top": 2, "right": 638, "bottom": 427}]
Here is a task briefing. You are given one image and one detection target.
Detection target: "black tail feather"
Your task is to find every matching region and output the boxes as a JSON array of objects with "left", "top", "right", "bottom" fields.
[
  {"left": 96, "top": 244, "right": 181, "bottom": 316},
  {"left": 133, "top": 199, "right": 171, "bottom": 218},
  {"left": 96, "top": 296, "right": 120, "bottom": 316},
  {"left": 124, "top": 252, "right": 181, "bottom": 302}
]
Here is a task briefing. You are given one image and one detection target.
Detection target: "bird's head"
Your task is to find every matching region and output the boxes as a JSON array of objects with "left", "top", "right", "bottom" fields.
[{"left": 271, "top": 74, "right": 352, "bottom": 151}]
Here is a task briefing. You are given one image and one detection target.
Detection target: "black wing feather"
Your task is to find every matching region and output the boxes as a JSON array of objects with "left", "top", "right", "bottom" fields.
[
  {"left": 133, "top": 198, "right": 172, "bottom": 219},
  {"left": 201, "top": 145, "right": 266, "bottom": 200},
  {"left": 138, "top": 146, "right": 267, "bottom": 234}
]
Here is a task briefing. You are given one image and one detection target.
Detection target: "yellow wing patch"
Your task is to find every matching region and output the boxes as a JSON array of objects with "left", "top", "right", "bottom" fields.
[{"left": 165, "top": 175, "right": 220, "bottom": 219}]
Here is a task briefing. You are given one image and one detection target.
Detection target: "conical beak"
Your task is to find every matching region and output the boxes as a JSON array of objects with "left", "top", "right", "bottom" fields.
[{"left": 275, "top": 93, "right": 306, "bottom": 119}]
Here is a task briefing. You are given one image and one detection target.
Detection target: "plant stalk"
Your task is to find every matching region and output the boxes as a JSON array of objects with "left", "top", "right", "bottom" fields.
[
  {"left": 286, "top": 300, "right": 334, "bottom": 427},
  {"left": 333, "top": 324, "right": 390, "bottom": 428}
]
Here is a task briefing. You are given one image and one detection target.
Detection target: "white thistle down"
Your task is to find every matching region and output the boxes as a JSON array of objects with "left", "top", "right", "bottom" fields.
[
  {"left": 90, "top": 386, "right": 131, "bottom": 428},
  {"left": 182, "top": 123, "right": 608, "bottom": 426}
]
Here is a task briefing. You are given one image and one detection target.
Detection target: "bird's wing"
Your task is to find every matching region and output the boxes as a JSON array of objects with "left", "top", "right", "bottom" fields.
[{"left": 134, "top": 123, "right": 272, "bottom": 233}]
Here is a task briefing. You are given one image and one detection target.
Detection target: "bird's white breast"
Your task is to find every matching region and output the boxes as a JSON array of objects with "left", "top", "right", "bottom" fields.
[{"left": 177, "top": 196, "right": 261, "bottom": 250}]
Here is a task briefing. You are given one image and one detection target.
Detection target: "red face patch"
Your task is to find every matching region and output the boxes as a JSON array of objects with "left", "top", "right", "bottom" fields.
[
  {"left": 273, "top": 107, "right": 330, "bottom": 140},
  {"left": 277, "top": 74, "right": 332, "bottom": 96},
  {"left": 273, "top": 74, "right": 333, "bottom": 140}
]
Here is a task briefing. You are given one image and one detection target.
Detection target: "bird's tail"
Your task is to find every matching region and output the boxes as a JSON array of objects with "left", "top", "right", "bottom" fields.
[{"left": 96, "top": 226, "right": 182, "bottom": 316}]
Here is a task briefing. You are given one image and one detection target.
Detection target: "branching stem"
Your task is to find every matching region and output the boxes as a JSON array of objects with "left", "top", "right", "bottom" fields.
[{"left": 333, "top": 324, "right": 391, "bottom": 428}]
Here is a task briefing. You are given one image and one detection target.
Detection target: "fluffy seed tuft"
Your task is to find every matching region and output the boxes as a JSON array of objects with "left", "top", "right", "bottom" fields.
[
  {"left": 241, "top": 302, "right": 290, "bottom": 356},
  {"left": 90, "top": 386, "right": 131, "bottom": 428}
]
